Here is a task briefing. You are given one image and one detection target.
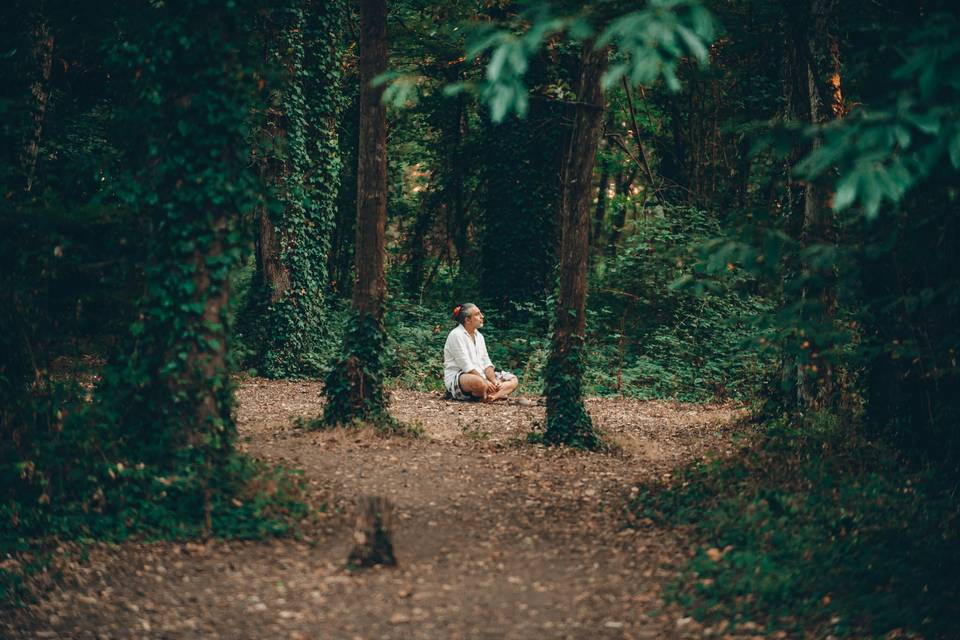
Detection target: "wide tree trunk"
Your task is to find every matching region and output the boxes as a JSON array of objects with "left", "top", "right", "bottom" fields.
[
  {"left": 543, "top": 42, "right": 608, "bottom": 449},
  {"left": 323, "top": 0, "right": 390, "bottom": 426},
  {"left": 96, "top": 0, "right": 265, "bottom": 533},
  {"left": 243, "top": 1, "right": 343, "bottom": 377},
  {"left": 22, "top": 11, "right": 54, "bottom": 193}
]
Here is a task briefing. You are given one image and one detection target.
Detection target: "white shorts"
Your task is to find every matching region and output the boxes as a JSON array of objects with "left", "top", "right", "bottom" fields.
[{"left": 445, "top": 370, "right": 517, "bottom": 400}]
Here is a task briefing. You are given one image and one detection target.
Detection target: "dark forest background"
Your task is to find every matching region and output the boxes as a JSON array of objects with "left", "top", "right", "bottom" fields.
[{"left": 2, "top": 0, "right": 959, "bottom": 635}]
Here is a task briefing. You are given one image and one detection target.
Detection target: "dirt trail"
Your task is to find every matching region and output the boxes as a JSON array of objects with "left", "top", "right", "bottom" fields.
[{"left": 4, "top": 379, "right": 745, "bottom": 639}]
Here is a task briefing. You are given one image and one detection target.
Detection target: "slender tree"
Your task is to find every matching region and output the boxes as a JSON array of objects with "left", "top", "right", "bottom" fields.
[
  {"left": 21, "top": 6, "right": 54, "bottom": 193},
  {"left": 323, "top": 0, "right": 392, "bottom": 427},
  {"left": 543, "top": 41, "right": 609, "bottom": 448},
  {"left": 777, "top": 0, "right": 845, "bottom": 411}
]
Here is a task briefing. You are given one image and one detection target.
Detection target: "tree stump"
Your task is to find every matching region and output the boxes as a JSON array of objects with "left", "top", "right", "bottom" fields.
[{"left": 347, "top": 495, "right": 397, "bottom": 569}]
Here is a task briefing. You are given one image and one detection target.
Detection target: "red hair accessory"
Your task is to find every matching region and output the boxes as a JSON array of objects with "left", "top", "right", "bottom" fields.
[{"left": 452, "top": 305, "right": 462, "bottom": 319}]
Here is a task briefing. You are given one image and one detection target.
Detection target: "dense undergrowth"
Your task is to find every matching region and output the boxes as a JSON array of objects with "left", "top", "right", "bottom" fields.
[
  {"left": 377, "top": 205, "right": 774, "bottom": 403},
  {"left": 633, "top": 413, "right": 960, "bottom": 639},
  {"left": 1, "top": 377, "right": 309, "bottom": 607},
  {"left": 0, "top": 209, "right": 309, "bottom": 608}
]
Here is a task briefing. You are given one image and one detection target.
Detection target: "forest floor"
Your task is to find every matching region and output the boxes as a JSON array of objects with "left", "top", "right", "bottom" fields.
[{"left": 5, "top": 378, "right": 752, "bottom": 640}]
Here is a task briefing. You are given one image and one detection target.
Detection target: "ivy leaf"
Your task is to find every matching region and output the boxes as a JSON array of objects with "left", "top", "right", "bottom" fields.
[
  {"left": 949, "top": 127, "right": 960, "bottom": 169},
  {"left": 832, "top": 173, "right": 859, "bottom": 212}
]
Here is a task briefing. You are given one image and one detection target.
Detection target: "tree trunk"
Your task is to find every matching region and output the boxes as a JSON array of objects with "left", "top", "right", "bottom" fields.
[
  {"left": 774, "top": 0, "right": 844, "bottom": 413},
  {"left": 347, "top": 495, "right": 397, "bottom": 568},
  {"left": 591, "top": 109, "right": 614, "bottom": 251},
  {"left": 607, "top": 166, "right": 637, "bottom": 257},
  {"left": 97, "top": 0, "right": 264, "bottom": 533},
  {"left": 22, "top": 11, "right": 54, "bottom": 193},
  {"left": 256, "top": 207, "right": 290, "bottom": 304},
  {"left": 184, "top": 215, "right": 233, "bottom": 443},
  {"left": 323, "top": 0, "right": 390, "bottom": 426},
  {"left": 543, "top": 42, "right": 608, "bottom": 449},
  {"left": 591, "top": 167, "right": 609, "bottom": 251},
  {"left": 243, "top": 1, "right": 343, "bottom": 377},
  {"left": 352, "top": 0, "right": 388, "bottom": 322},
  {"left": 405, "top": 194, "right": 434, "bottom": 295},
  {"left": 797, "top": 0, "right": 843, "bottom": 411}
]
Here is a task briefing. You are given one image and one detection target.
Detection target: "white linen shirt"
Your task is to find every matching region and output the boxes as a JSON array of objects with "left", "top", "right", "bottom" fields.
[{"left": 443, "top": 324, "right": 493, "bottom": 388}]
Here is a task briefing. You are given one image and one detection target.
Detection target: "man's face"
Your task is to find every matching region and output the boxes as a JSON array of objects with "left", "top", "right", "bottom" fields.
[{"left": 466, "top": 308, "right": 484, "bottom": 329}]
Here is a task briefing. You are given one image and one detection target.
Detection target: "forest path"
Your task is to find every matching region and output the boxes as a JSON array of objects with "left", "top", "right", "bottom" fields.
[{"left": 8, "top": 379, "right": 744, "bottom": 640}]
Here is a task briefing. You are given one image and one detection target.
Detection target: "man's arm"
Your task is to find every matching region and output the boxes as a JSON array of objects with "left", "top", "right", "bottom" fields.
[{"left": 484, "top": 365, "right": 500, "bottom": 389}]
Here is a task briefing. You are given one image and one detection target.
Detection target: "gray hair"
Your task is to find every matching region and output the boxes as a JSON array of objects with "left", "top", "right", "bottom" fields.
[{"left": 454, "top": 302, "right": 479, "bottom": 325}]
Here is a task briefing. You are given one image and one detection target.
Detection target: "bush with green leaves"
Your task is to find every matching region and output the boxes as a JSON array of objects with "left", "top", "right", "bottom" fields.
[
  {"left": 589, "top": 205, "right": 774, "bottom": 401},
  {"left": 635, "top": 412, "right": 960, "bottom": 638}
]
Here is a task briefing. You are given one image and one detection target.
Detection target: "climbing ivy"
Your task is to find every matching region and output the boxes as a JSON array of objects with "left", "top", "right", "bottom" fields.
[
  {"left": 92, "top": 0, "right": 271, "bottom": 532},
  {"left": 321, "top": 311, "right": 395, "bottom": 430},
  {"left": 541, "top": 340, "right": 601, "bottom": 449},
  {"left": 242, "top": 0, "right": 345, "bottom": 377}
]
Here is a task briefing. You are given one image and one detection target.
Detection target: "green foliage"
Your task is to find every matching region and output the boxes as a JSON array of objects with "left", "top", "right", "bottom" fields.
[
  {"left": 95, "top": 0, "right": 265, "bottom": 483},
  {"left": 1, "top": 343, "right": 307, "bottom": 600},
  {"left": 239, "top": 0, "right": 345, "bottom": 378},
  {"left": 456, "top": 0, "right": 717, "bottom": 122},
  {"left": 1, "top": 4, "right": 317, "bottom": 606},
  {"left": 795, "top": 13, "right": 960, "bottom": 219},
  {"left": 597, "top": 0, "right": 717, "bottom": 91},
  {"left": 543, "top": 339, "right": 601, "bottom": 449},
  {"left": 635, "top": 413, "right": 960, "bottom": 638},
  {"left": 378, "top": 211, "right": 768, "bottom": 405},
  {"left": 592, "top": 205, "right": 774, "bottom": 402},
  {"left": 322, "top": 310, "right": 397, "bottom": 431}
]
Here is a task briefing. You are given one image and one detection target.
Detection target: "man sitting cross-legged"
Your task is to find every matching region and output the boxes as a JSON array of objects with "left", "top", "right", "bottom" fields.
[{"left": 443, "top": 302, "right": 518, "bottom": 402}]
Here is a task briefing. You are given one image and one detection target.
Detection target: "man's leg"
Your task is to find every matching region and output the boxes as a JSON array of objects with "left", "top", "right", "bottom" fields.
[
  {"left": 457, "top": 372, "right": 488, "bottom": 400},
  {"left": 490, "top": 376, "right": 518, "bottom": 400}
]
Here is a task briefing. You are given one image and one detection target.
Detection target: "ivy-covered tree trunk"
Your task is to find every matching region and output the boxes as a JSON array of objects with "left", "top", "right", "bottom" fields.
[
  {"left": 21, "top": 9, "right": 54, "bottom": 193},
  {"left": 245, "top": 0, "right": 343, "bottom": 377},
  {"left": 543, "top": 42, "right": 608, "bottom": 449},
  {"left": 323, "top": 0, "right": 391, "bottom": 427},
  {"left": 98, "top": 0, "right": 264, "bottom": 529}
]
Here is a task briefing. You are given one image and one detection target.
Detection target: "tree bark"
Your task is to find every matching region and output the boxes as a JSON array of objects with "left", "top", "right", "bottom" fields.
[
  {"left": 544, "top": 42, "right": 608, "bottom": 448},
  {"left": 607, "top": 166, "right": 638, "bottom": 256},
  {"left": 22, "top": 11, "right": 54, "bottom": 193},
  {"left": 777, "top": 0, "right": 844, "bottom": 412},
  {"left": 591, "top": 167, "right": 609, "bottom": 250},
  {"left": 796, "top": 0, "right": 843, "bottom": 411},
  {"left": 256, "top": 206, "right": 290, "bottom": 303},
  {"left": 591, "top": 109, "right": 614, "bottom": 251},
  {"left": 353, "top": 0, "right": 388, "bottom": 322},
  {"left": 322, "top": 0, "right": 390, "bottom": 426},
  {"left": 347, "top": 495, "right": 397, "bottom": 568}
]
